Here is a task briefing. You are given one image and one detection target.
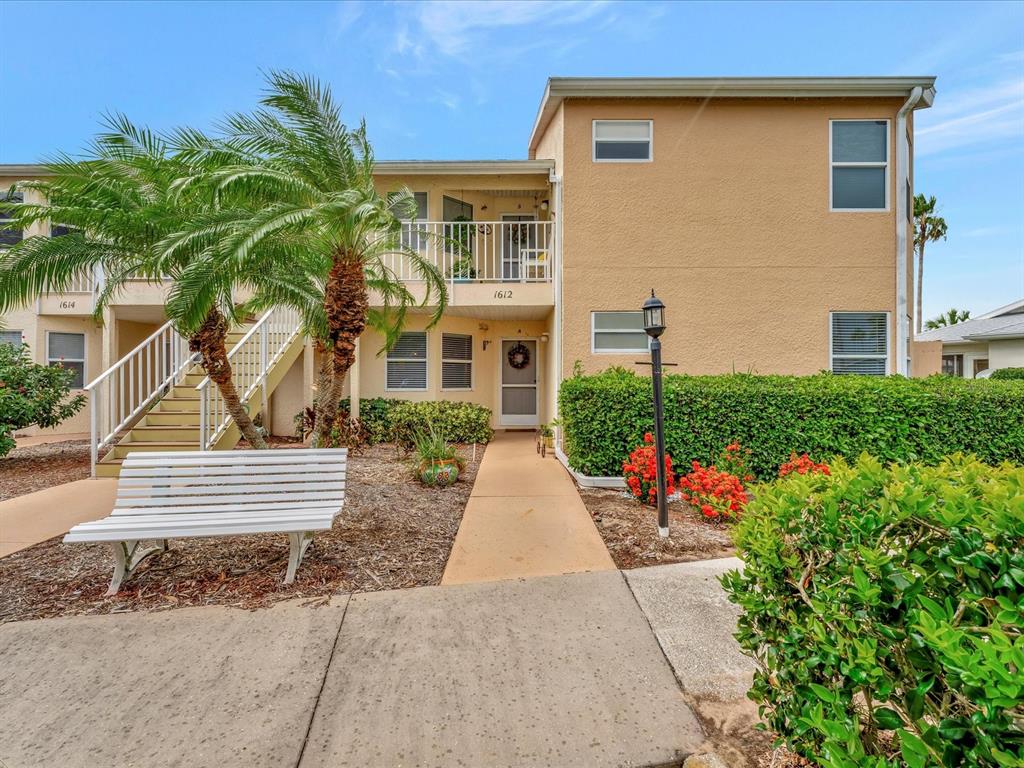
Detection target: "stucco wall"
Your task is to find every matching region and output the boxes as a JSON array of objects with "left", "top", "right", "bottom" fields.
[
  {"left": 988, "top": 338, "right": 1024, "bottom": 372},
  {"left": 911, "top": 340, "right": 942, "bottom": 377},
  {"left": 533, "top": 102, "right": 564, "bottom": 174},
  {"left": 556, "top": 96, "right": 907, "bottom": 377}
]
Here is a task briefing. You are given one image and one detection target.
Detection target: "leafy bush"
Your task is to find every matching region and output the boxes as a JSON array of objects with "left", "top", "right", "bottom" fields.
[
  {"left": 722, "top": 455, "right": 1024, "bottom": 767},
  {"left": 0, "top": 343, "right": 86, "bottom": 457},
  {"left": 389, "top": 400, "right": 493, "bottom": 448},
  {"left": 622, "top": 433, "right": 676, "bottom": 505},
  {"left": 338, "top": 397, "right": 407, "bottom": 444},
  {"left": 990, "top": 367, "right": 1024, "bottom": 381},
  {"left": 558, "top": 368, "right": 1024, "bottom": 479}
]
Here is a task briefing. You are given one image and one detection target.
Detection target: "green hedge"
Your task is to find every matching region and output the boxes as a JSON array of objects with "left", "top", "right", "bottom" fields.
[
  {"left": 340, "top": 397, "right": 493, "bottom": 446},
  {"left": 990, "top": 368, "right": 1024, "bottom": 381},
  {"left": 558, "top": 369, "right": 1024, "bottom": 479},
  {"left": 722, "top": 455, "right": 1024, "bottom": 766}
]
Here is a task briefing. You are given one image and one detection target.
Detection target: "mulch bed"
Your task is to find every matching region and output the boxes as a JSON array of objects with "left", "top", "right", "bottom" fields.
[
  {"left": 0, "top": 443, "right": 483, "bottom": 623},
  {"left": 0, "top": 439, "right": 92, "bottom": 501},
  {"left": 578, "top": 486, "right": 735, "bottom": 569}
]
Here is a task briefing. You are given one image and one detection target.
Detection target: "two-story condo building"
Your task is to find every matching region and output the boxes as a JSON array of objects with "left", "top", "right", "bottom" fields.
[{"left": 1, "top": 76, "right": 938, "bottom": 472}]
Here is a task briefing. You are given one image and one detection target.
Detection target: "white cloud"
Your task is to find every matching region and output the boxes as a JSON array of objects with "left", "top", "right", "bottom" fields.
[
  {"left": 395, "top": 0, "right": 611, "bottom": 59},
  {"left": 916, "top": 78, "right": 1024, "bottom": 156},
  {"left": 332, "top": 1, "right": 364, "bottom": 38}
]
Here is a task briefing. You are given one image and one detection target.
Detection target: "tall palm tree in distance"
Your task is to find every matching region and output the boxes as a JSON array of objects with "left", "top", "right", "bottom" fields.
[
  {"left": 914, "top": 194, "right": 949, "bottom": 334},
  {"left": 925, "top": 308, "right": 971, "bottom": 330},
  {"left": 171, "top": 72, "right": 448, "bottom": 445},
  {"left": 0, "top": 117, "right": 276, "bottom": 448}
]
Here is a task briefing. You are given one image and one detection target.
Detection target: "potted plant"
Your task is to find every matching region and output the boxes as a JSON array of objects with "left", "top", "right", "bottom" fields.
[
  {"left": 539, "top": 423, "right": 554, "bottom": 449},
  {"left": 412, "top": 424, "right": 465, "bottom": 487},
  {"left": 448, "top": 254, "right": 477, "bottom": 282}
]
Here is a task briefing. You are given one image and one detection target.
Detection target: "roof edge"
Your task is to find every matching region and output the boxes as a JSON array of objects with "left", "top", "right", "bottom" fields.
[
  {"left": 529, "top": 76, "right": 938, "bottom": 154},
  {"left": 0, "top": 164, "right": 54, "bottom": 176}
]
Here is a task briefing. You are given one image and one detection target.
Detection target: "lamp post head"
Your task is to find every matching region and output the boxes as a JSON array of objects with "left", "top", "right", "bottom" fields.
[{"left": 642, "top": 290, "right": 666, "bottom": 339}]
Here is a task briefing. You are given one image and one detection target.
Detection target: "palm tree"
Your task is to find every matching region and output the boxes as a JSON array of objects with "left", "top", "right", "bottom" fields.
[
  {"left": 0, "top": 117, "right": 275, "bottom": 448},
  {"left": 913, "top": 194, "right": 948, "bottom": 334},
  {"left": 168, "top": 72, "right": 448, "bottom": 445},
  {"left": 925, "top": 308, "right": 971, "bottom": 330}
]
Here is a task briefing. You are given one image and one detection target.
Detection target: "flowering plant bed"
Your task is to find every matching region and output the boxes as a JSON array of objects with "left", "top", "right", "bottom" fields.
[
  {"left": 678, "top": 461, "right": 749, "bottom": 520},
  {"left": 622, "top": 433, "right": 676, "bottom": 505},
  {"left": 777, "top": 452, "right": 830, "bottom": 477},
  {"left": 0, "top": 443, "right": 483, "bottom": 623}
]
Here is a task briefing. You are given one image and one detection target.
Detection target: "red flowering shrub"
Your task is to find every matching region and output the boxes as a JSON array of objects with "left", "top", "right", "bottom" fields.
[
  {"left": 622, "top": 433, "right": 676, "bottom": 506},
  {"left": 717, "top": 442, "right": 755, "bottom": 484},
  {"left": 778, "top": 452, "right": 831, "bottom": 478},
  {"left": 679, "top": 461, "right": 748, "bottom": 520}
]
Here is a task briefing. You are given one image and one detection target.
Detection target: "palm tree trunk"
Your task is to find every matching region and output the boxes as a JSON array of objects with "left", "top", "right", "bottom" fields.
[
  {"left": 311, "top": 339, "right": 333, "bottom": 447},
  {"left": 916, "top": 240, "right": 925, "bottom": 335},
  {"left": 313, "top": 253, "right": 368, "bottom": 445},
  {"left": 191, "top": 308, "right": 267, "bottom": 449}
]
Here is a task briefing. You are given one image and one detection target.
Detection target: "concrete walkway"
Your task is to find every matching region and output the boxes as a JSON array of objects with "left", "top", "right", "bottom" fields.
[
  {"left": 442, "top": 431, "right": 615, "bottom": 585},
  {"left": 0, "top": 571, "right": 706, "bottom": 768},
  {"left": 0, "top": 477, "right": 117, "bottom": 557}
]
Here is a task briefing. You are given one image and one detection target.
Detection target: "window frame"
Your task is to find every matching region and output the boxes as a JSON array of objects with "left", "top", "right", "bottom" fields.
[
  {"left": 440, "top": 332, "right": 473, "bottom": 391},
  {"left": 829, "top": 119, "right": 891, "bottom": 213},
  {"left": 828, "top": 311, "right": 890, "bottom": 376},
  {"left": 592, "top": 120, "right": 654, "bottom": 164},
  {"left": 941, "top": 353, "right": 964, "bottom": 377},
  {"left": 45, "top": 330, "right": 87, "bottom": 389},
  {"left": 385, "top": 330, "right": 428, "bottom": 392},
  {"left": 0, "top": 190, "right": 24, "bottom": 248},
  {"left": 591, "top": 311, "right": 651, "bottom": 354}
]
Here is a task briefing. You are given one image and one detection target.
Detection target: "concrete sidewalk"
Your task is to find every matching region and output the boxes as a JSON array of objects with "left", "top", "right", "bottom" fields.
[
  {"left": 442, "top": 431, "right": 615, "bottom": 584},
  {"left": 0, "top": 477, "right": 117, "bottom": 557},
  {"left": 0, "top": 571, "right": 705, "bottom": 768}
]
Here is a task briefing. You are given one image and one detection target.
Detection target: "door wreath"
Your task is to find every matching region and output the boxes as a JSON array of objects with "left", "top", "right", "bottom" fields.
[{"left": 507, "top": 342, "right": 531, "bottom": 369}]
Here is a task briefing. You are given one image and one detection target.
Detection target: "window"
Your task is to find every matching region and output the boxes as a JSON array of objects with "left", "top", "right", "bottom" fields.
[
  {"left": 830, "top": 312, "right": 889, "bottom": 375},
  {"left": 46, "top": 331, "right": 86, "bottom": 388},
  {"left": 50, "top": 224, "right": 78, "bottom": 238},
  {"left": 830, "top": 120, "right": 888, "bottom": 210},
  {"left": 441, "top": 333, "right": 473, "bottom": 390},
  {"left": 592, "top": 311, "right": 649, "bottom": 353},
  {"left": 0, "top": 330, "right": 23, "bottom": 348},
  {"left": 0, "top": 191, "right": 24, "bottom": 247},
  {"left": 941, "top": 354, "right": 964, "bottom": 377},
  {"left": 386, "top": 331, "right": 427, "bottom": 390},
  {"left": 391, "top": 192, "right": 428, "bottom": 250},
  {"left": 593, "top": 120, "right": 652, "bottom": 162}
]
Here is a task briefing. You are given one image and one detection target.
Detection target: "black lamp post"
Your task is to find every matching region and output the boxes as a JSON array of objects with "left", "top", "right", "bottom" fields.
[{"left": 642, "top": 290, "right": 670, "bottom": 538}]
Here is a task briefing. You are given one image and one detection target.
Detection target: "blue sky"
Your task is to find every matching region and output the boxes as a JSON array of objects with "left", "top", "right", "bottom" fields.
[{"left": 1, "top": 0, "right": 1022, "bottom": 320}]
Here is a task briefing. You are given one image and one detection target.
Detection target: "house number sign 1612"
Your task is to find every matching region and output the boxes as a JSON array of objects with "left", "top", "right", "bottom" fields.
[{"left": 493, "top": 290, "right": 513, "bottom": 299}]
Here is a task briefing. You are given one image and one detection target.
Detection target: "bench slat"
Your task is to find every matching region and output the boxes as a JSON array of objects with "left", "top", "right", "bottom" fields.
[
  {"left": 73, "top": 509, "right": 337, "bottom": 527},
  {"left": 65, "top": 519, "right": 336, "bottom": 542},
  {"left": 118, "top": 470, "right": 346, "bottom": 483},
  {"left": 109, "top": 499, "right": 344, "bottom": 516},
  {"left": 122, "top": 452, "right": 347, "bottom": 469},
  {"left": 114, "top": 490, "right": 345, "bottom": 508},
  {"left": 117, "top": 481, "right": 345, "bottom": 498}
]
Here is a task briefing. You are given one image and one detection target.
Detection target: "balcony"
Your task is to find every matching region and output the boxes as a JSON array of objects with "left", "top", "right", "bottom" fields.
[{"left": 378, "top": 220, "right": 555, "bottom": 308}]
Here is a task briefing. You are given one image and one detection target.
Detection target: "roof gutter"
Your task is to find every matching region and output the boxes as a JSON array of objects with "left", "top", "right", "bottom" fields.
[{"left": 895, "top": 85, "right": 925, "bottom": 376}]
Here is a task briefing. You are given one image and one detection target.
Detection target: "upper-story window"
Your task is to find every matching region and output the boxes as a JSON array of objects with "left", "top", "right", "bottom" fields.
[
  {"left": 593, "top": 120, "right": 653, "bottom": 162},
  {"left": 830, "top": 120, "right": 889, "bottom": 211},
  {"left": 830, "top": 312, "right": 889, "bottom": 375},
  {"left": 0, "top": 191, "right": 24, "bottom": 247}
]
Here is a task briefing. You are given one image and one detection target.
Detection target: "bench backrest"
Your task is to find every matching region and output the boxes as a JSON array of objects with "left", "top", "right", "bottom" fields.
[{"left": 113, "top": 448, "right": 348, "bottom": 516}]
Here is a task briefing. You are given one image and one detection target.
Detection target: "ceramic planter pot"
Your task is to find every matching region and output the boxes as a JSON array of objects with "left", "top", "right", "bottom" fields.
[{"left": 418, "top": 458, "right": 460, "bottom": 487}]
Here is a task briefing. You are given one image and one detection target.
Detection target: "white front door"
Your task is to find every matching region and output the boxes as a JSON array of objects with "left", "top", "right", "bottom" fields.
[
  {"left": 500, "top": 339, "right": 538, "bottom": 426},
  {"left": 501, "top": 214, "right": 537, "bottom": 281}
]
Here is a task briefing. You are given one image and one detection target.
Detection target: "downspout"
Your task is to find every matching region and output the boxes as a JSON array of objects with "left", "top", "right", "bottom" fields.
[
  {"left": 895, "top": 86, "right": 923, "bottom": 376},
  {"left": 549, "top": 170, "right": 563, "bottom": 420}
]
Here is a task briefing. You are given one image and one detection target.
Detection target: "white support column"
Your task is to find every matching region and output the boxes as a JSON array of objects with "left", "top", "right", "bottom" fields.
[
  {"left": 349, "top": 337, "right": 361, "bottom": 420},
  {"left": 303, "top": 339, "right": 315, "bottom": 410}
]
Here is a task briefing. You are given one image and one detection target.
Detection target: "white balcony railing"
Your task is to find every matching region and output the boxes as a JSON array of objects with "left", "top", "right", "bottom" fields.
[
  {"left": 197, "top": 305, "right": 302, "bottom": 450},
  {"left": 85, "top": 321, "right": 195, "bottom": 473},
  {"left": 382, "top": 220, "right": 554, "bottom": 285}
]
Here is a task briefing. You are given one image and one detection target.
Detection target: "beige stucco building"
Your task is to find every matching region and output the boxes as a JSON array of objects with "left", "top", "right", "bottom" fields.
[{"left": 1, "top": 76, "right": 939, "bottom": 472}]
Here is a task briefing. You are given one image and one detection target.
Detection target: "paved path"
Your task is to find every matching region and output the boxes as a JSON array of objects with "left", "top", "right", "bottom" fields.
[
  {"left": 442, "top": 431, "right": 615, "bottom": 584},
  {"left": 14, "top": 431, "right": 90, "bottom": 448},
  {"left": 0, "top": 571, "right": 705, "bottom": 768},
  {"left": 0, "top": 477, "right": 117, "bottom": 557}
]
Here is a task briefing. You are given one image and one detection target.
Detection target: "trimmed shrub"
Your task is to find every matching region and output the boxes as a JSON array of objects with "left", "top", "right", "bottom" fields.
[
  {"left": 991, "top": 367, "right": 1024, "bottom": 381},
  {"left": 339, "top": 397, "right": 407, "bottom": 444},
  {"left": 389, "top": 400, "right": 493, "bottom": 447},
  {"left": 558, "top": 369, "right": 1024, "bottom": 479},
  {"left": 722, "top": 455, "right": 1024, "bottom": 767}
]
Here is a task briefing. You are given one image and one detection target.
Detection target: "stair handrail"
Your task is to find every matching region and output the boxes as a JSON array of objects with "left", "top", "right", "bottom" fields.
[
  {"left": 85, "top": 320, "right": 195, "bottom": 474},
  {"left": 196, "top": 305, "right": 302, "bottom": 450}
]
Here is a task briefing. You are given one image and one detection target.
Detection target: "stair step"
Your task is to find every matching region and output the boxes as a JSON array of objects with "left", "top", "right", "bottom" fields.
[
  {"left": 141, "top": 413, "right": 202, "bottom": 427},
  {"left": 111, "top": 441, "right": 202, "bottom": 458},
  {"left": 158, "top": 397, "right": 201, "bottom": 410},
  {"left": 128, "top": 425, "right": 201, "bottom": 442}
]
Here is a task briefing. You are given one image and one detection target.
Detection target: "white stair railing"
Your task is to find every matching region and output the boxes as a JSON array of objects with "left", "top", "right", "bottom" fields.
[
  {"left": 196, "top": 306, "right": 302, "bottom": 450},
  {"left": 86, "top": 321, "right": 195, "bottom": 474}
]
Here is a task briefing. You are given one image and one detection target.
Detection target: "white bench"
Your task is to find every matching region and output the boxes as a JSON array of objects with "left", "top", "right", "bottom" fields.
[{"left": 65, "top": 448, "right": 347, "bottom": 595}]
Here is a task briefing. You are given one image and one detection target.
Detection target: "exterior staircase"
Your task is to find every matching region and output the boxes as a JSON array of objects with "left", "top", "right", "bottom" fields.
[{"left": 88, "top": 307, "right": 304, "bottom": 477}]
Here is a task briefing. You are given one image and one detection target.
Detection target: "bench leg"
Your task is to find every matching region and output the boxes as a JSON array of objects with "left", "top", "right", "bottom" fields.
[
  {"left": 285, "top": 532, "right": 314, "bottom": 585},
  {"left": 105, "top": 540, "right": 168, "bottom": 596}
]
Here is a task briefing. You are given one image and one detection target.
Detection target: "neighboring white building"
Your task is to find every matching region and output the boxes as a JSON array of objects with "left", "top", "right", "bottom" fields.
[{"left": 917, "top": 299, "right": 1024, "bottom": 378}]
